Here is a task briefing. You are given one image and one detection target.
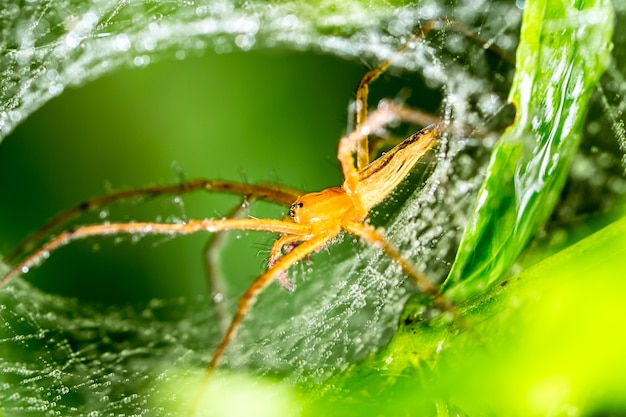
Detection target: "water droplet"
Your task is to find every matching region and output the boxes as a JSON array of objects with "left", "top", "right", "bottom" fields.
[
  {"left": 21, "top": 266, "right": 29, "bottom": 274},
  {"left": 64, "top": 32, "right": 81, "bottom": 49},
  {"left": 113, "top": 34, "right": 131, "bottom": 52},
  {"left": 133, "top": 55, "right": 150, "bottom": 67},
  {"left": 45, "top": 68, "right": 59, "bottom": 81},
  {"left": 141, "top": 37, "right": 156, "bottom": 51},
  {"left": 235, "top": 34, "right": 256, "bottom": 51},
  {"left": 387, "top": 19, "right": 406, "bottom": 37}
]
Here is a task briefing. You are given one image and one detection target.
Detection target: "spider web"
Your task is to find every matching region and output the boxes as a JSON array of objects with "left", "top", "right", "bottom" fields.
[{"left": 1, "top": 0, "right": 625, "bottom": 416}]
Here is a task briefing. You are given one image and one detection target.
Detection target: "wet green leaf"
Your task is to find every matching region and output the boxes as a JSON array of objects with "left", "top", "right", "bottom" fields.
[{"left": 442, "top": 0, "right": 615, "bottom": 301}]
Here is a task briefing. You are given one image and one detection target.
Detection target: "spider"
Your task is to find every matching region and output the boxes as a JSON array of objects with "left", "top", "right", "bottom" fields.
[{"left": 1, "top": 18, "right": 511, "bottom": 397}]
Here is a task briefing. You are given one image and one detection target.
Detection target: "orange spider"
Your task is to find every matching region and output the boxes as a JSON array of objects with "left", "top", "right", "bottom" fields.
[
  {"left": 0, "top": 100, "right": 446, "bottom": 366},
  {"left": 1, "top": 19, "right": 511, "bottom": 405}
]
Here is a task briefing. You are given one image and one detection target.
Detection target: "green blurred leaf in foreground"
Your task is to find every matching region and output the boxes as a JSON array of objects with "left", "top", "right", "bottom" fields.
[{"left": 443, "top": 0, "right": 615, "bottom": 301}]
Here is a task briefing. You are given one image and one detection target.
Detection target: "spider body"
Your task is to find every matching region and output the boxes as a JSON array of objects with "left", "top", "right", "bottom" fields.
[
  {"left": 291, "top": 120, "right": 439, "bottom": 227},
  {"left": 267, "top": 123, "right": 439, "bottom": 292},
  {"left": 288, "top": 124, "right": 439, "bottom": 250}
]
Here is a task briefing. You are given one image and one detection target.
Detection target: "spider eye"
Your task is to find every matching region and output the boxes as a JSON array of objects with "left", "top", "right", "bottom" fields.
[{"left": 289, "top": 201, "right": 304, "bottom": 219}]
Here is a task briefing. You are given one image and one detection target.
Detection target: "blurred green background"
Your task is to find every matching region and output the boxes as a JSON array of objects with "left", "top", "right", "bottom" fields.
[{"left": 0, "top": 50, "right": 378, "bottom": 303}]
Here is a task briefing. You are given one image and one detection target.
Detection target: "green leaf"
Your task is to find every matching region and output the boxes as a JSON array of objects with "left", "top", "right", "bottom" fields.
[{"left": 443, "top": 0, "right": 615, "bottom": 301}]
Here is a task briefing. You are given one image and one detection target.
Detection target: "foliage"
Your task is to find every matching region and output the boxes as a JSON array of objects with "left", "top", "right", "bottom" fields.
[{"left": 443, "top": 0, "right": 615, "bottom": 300}]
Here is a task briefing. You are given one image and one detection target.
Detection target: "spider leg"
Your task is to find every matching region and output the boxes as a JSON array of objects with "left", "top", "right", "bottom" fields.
[
  {"left": 367, "top": 108, "right": 442, "bottom": 160},
  {"left": 353, "top": 19, "right": 446, "bottom": 170},
  {"left": 353, "top": 18, "right": 515, "bottom": 170},
  {"left": 343, "top": 221, "right": 454, "bottom": 315},
  {"left": 0, "top": 218, "right": 311, "bottom": 289},
  {"left": 204, "top": 197, "right": 256, "bottom": 336},
  {"left": 339, "top": 105, "right": 398, "bottom": 199},
  {"left": 366, "top": 104, "right": 498, "bottom": 161},
  {"left": 338, "top": 102, "right": 440, "bottom": 202},
  {"left": 192, "top": 229, "right": 337, "bottom": 410},
  {"left": 6, "top": 179, "right": 304, "bottom": 264},
  {"left": 268, "top": 234, "right": 305, "bottom": 291},
  {"left": 196, "top": 229, "right": 338, "bottom": 396}
]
